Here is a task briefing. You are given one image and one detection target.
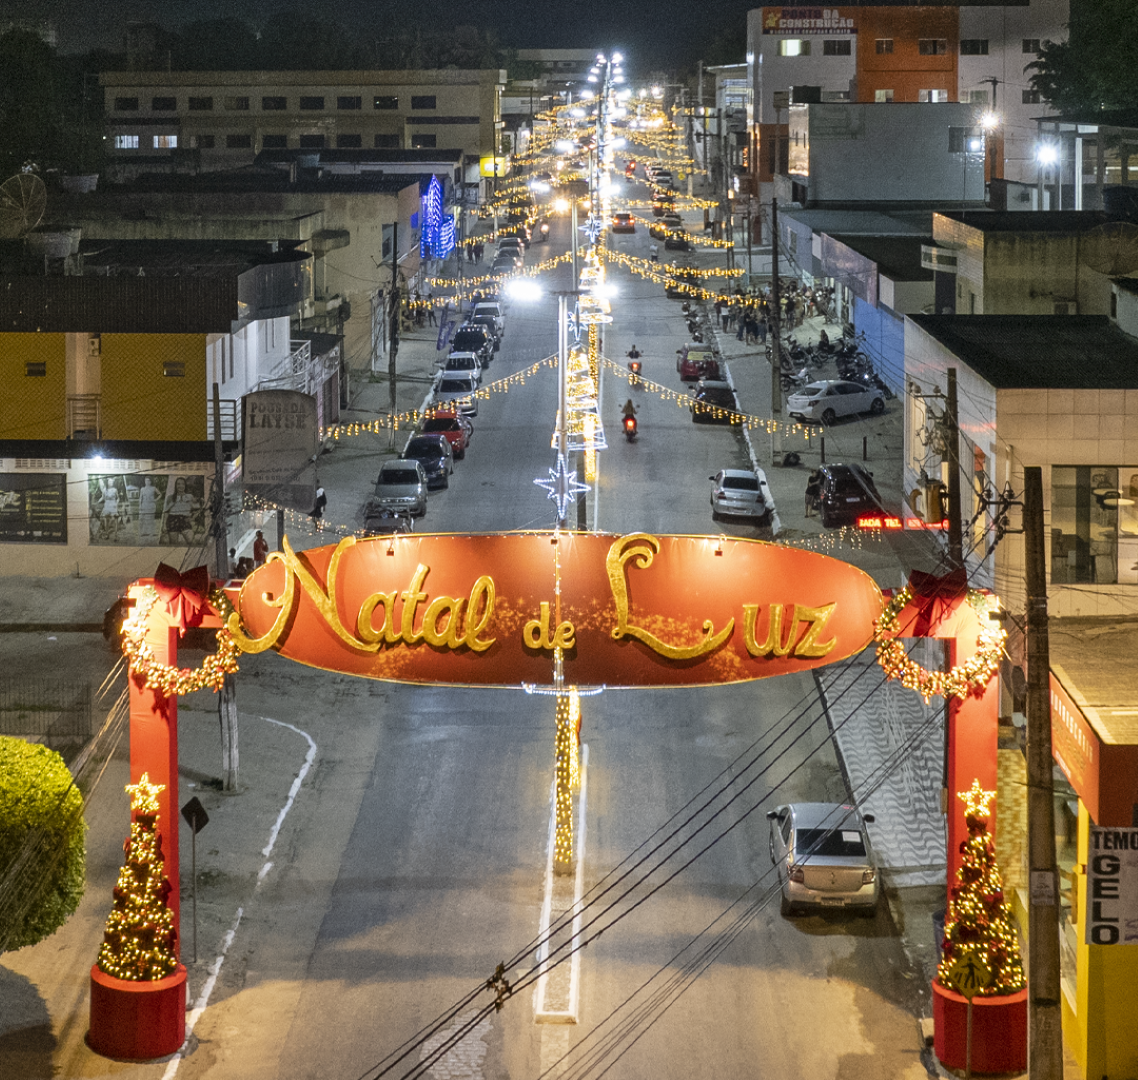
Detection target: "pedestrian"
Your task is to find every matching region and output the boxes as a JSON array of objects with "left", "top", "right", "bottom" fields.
[
  {"left": 253, "top": 529, "right": 268, "bottom": 566},
  {"left": 474, "top": 242, "right": 484, "bottom": 264},
  {"left": 805, "top": 470, "right": 822, "bottom": 517},
  {"left": 308, "top": 485, "right": 327, "bottom": 526},
  {"left": 229, "top": 547, "right": 239, "bottom": 578},
  {"left": 724, "top": 307, "right": 735, "bottom": 333},
  {"left": 736, "top": 307, "right": 747, "bottom": 341},
  {"left": 758, "top": 317, "right": 767, "bottom": 344},
  {"left": 714, "top": 298, "right": 724, "bottom": 327},
  {"left": 427, "top": 296, "right": 437, "bottom": 327}
]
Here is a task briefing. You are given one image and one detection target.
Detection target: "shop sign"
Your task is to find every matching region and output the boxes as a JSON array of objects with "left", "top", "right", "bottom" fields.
[
  {"left": 762, "top": 7, "right": 857, "bottom": 34},
  {"left": 1086, "top": 827, "right": 1138, "bottom": 945},
  {"left": 1050, "top": 672, "right": 1100, "bottom": 820},
  {"left": 226, "top": 532, "right": 883, "bottom": 688}
]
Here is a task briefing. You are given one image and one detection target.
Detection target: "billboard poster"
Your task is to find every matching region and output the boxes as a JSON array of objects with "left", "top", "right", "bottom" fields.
[
  {"left": 0, "top": 473, "right": 67, "bottom": 543},
  {"left": 1086, "top": 827, "right": 1138, "bottom": 945},
  {"left": 88, "top": 472, "right": 209, "bottom": 547},
  {"left": 243, "top": 390, "right": 318, "bottom": 512}
]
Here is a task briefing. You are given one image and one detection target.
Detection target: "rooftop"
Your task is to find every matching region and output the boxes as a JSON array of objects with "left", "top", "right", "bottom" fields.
[
  {"left": 782, "top": 207, "right": 934, "bottom": 236},
  {"left": 935, "top": 210, "right": 1116, "bottom": 234},
  {"left": 1051, "top": 622, "right": 1138, "bottom": 744},
  {"left": 828, "top": 234, "right": 934, "bottom": 282},
  {"left": 907, "top": 314, "right": 1138, "bottom": 389}
]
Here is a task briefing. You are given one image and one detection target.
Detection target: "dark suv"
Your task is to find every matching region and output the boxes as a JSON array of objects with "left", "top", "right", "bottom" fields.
[
  {"left": 816, "top": 464, "right": 883, "bottom": 527},
  {"left": 450, "top": 326, "right": 493, "bottom": 365},
  {"left": 690, "top": 380, "right": 741, "bottom": 425}
]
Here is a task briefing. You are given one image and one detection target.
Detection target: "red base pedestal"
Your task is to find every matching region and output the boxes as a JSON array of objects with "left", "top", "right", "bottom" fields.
[
  {"left": 88, "top": 964, "right": 187, "bottom": 1060},
  {"left": 932, "top": 980, "right": 1027, "bottom": 1074}
]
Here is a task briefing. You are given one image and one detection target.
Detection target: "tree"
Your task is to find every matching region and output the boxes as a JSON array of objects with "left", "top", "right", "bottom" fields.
[
  {"left": 936, "top": 780, "right": 1027, "bottom": 997},
  {"left": 0, "top": 737, "right": 86, "bottom": 951},
  {"left": 0, "top": 30, "right": 65, "bottom": 174},
  {"left": 1028, "top": 0, "right": 1138, "bottom": 114},
  {"left": 96, "top": 773, "right": 178, "bottom": 981},
  {"left": 169, "top": 18, "right": 260, "bottom": 71}
]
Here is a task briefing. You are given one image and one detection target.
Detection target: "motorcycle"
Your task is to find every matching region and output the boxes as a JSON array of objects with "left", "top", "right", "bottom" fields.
[
  {"left": 622, "top": 413, "right": 639, "bottom": 442},
  {"left": 536, "top": 220, "right": 550, "bottom": 242},
  {"left": 627, "top": 358, "right": 643, "bottom": 388}
]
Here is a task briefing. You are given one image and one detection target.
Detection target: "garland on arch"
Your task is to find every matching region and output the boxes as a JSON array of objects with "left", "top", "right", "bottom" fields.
[
  {"left": 874, "top": 586, "right": 1006, "bottom": 703},
  {"left": 121, "top": 586, "right": 242, "bottom": 696}
]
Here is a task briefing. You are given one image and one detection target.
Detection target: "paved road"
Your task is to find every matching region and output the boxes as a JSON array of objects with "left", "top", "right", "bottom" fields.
[{"left": 0, "top": 208, "right": 934, "bottom": 1080}]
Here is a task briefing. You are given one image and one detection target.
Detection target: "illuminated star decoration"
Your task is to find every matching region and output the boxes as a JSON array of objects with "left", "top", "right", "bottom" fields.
[
  {"left": 535, "top": 453, "right": 589, "bottom": 521},
  {"left": 566, "top": 305, "right": 583, "bottom": 343},
  {"left": 126, "top": 772, "right": 165, "bottom": 815},
  {"left": 959, "top": 778, "right": 997, "bottom": 818},
  {"left": 580, "top": 216, "right": 603, "bottom": 244}
]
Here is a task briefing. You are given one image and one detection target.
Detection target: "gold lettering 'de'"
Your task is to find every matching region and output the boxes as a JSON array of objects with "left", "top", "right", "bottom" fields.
[
  {"left": 606, "top": 533, "right": 734, "bottom": 660},
  {"left": 523, "top": 601, "right": 576, "bottom": 651},
  {"left": 742, "top": 603, "right": 838, "bottom": 659}
]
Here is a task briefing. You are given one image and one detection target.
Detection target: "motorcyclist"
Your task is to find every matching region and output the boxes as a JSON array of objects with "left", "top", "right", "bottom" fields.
[
  {"left": 626, "top": 344, "right": 642, "bottom": 360},
  {"left": 819, "top": 328, "right": 830, "bottom": 347},
  {"left": 621, "top": 398, "right": 638, "bottom": 421}
]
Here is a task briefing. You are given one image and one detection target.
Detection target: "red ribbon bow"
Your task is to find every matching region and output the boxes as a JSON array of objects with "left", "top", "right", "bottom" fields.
[
  {"left": 908, "top": 567, "right": 968, "bottom": 637},
  {"left": 153, "top": 563, "right": 211, "bottom": 633}
]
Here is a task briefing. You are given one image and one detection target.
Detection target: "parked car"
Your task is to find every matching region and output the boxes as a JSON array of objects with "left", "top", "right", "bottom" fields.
[
  {"left": 690, "top": 379, "right": 741, "bottom": 424},
  {"left": 665, "top": 232, "right": 692, "bottom": 252},
  {"left": 471, "top": 301, "right": 505, "bottom": 336},
  {"left": 401, "top": 433, "right": 454, "bottom": 489},
  {"left": 363, "top": 507, "right": 414, "bottom": 536},
  {"left": 662, "top": 211, "right": 683, "bottom": 229},
  {"left": 442, "top": 351, "right": 483, "bottom": 383},
  {"left": 372, "top": 461, "right": 428, "bottom": 517},
  {"left": 466, "top": 313, "right": 501, "bottom": 348},
  {"left": 450, "top": 326, "right": 493, "bottom": 366},
  {"left": 433, "top": 372, "right": 479, "bottom": 416},
  {"left": 420, "top": 408, "right": 469, "bottom": 459},
  {"left": 767, "top": 802, "right": 879, "bottom": 916},
  {"left": 709, "top": 469, "right": 773, "bottom": 524},
  {"left": 649, "top": 220, "right": 669, "bottom": 240},
  {"left": 787, "top": 379, "right": 885, "bottom": 425},
  {"left": 677, "top": 343, "right": 720, "bottom": 382},
  {"left": 815, "top": 463, "right": 883, "bottom": 528},
  {"left": 665, "top": 267, "right": 701, "bottom": 299},
  {"left": 612, "top": 212, "right": 636, "bottom": 233}
]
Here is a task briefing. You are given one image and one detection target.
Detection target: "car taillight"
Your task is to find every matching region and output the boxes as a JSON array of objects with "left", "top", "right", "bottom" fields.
[
  {"left": 861, "top": 868, "right": 876, "bottom": 884},
  {"left": 789, "top": 864, "right": 804, "bottom": 883}
]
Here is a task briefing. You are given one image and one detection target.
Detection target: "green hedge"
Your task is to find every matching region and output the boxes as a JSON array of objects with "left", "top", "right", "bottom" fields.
[{"left": 0, "top": 737, "right": 86, "bottom": 950}]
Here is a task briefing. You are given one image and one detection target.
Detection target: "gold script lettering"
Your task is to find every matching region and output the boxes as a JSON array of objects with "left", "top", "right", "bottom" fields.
[
  {"left": 742, "top": 604, "right": 794, "bottom": 657},
  {"left": 523, "top": 601, "right": 575, "bottom": 651},
  {"left": 227, "top": 551, "right": 297, "bottom": 654},
  {"left": 743, "top": 602, "right": 838, "bottom": 659},
  {"left": 792, "top": 603, "right": 838, "bottom": 658},
  {"left": 606, "top": 533, "right": 733, "bottom": 660}
]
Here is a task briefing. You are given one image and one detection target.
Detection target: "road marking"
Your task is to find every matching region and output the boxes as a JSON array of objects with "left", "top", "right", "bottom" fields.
[
  {"left": 160, "top": 716, "right": 317, "bottom": 1077},
  {"left": 534, "top": 743, "right": 588, "bottom": 1024}
]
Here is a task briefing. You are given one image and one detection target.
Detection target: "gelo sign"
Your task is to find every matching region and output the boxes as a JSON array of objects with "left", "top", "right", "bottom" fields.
[{"left": 227, "top": 532, "right": 883, "bottom": 687}]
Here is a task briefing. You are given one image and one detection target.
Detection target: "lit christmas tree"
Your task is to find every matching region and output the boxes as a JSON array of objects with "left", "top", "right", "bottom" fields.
[
  {"left": 937, "top": 779, "right": 1026, "bottom": 996},
  {"left": 96, "top": 773, "right": 178, "bottom": 981}
]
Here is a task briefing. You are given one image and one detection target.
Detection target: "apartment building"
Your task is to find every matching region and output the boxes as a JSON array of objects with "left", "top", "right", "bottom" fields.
[
  {"left": 101, "top": 69, "right": 506, "bottom": 194},
  {"left": 745, "top": 1, "right": 1067, "bottom": 188}
]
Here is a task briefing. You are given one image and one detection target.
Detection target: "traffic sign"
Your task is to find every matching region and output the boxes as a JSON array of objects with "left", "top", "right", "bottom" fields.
[{"left": 945, "top": 952, "right": 993, "bottom": 999}]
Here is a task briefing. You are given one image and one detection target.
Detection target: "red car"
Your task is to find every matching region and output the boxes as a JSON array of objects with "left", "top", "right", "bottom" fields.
[{"left": 420, "top": 408, "right": 470, "bottom": 459}]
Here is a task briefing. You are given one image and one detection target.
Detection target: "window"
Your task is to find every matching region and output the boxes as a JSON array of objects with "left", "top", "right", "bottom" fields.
[
  {"left": 874, "top": 89, "right": 894, "bottom": 103},
  {"left": 194, "top": 135, "right": 216, "bottom": 149},
  {"left": 919, "top": 39, "right": 948, "bottom": 55},
  {"left": 153, "top": 134, "right": 178, "bottom": 149},
  {"left": 188, "top": 96, "right": 213, "bottom": 111},
  {"left": 968, "top": 90, "right": 990, "bottom": 106},
  {"left": 1050, "top": 466, "right": 1138, "bottom": 585},
  {"left": 114, "top": 97, "right": 139, "bottom": 111},
  {"left": 411, "top": 95, "right": 437, "bottom": 109},
  {"left": 336, "top": 133, "right": 362, "bottom": 148},
  {"left": 778, "top": 40, "right": 810, "bottom": 57},
  {"left": 163, "top": 361, "right": 186, "bottom": 378},
  {"left": 1023, "top": 89, "right": 1042, "bottom": 104},
  {"left": 960, "top": 39, "right": 988, "bottom": 55},
  {"left": 1023, "top": 39, "right": 1041, "bottom": 54},
  {"left": 375, "top": 133, "right": 400, "bottom": 148},
  {"left": 875, "top": 38, "right": 893, "bottom": 54},
  {"left": 411, "top": 133, "right": 437, "bottom": 148},
  {"left": 919, "top": 89, "right": 949, "bottom": 103},
  {"left": 299, "top": 134, "right": 325, "bottom": 148},
  {"left": 822, "top": 39, "right": 851, "bottom": 56},
  {"left": 337, "top": 95, "right": 362, "bottom": 110},
  {"left": 152, "top": 96, "right": 176, "bottom": 111},
  {"left": 949, "top": 126, "right": 984, "bottom": 152},
  {"left": 262, "top": 96, "right": 287, "bottom": 110},
  {"left": 224, "top": 96, "right": 250, "bottom": 111},
  {"left": 25, "top": 362, "right": 46, "bottom": 377},
  {"left": 114, "top": 134, "right": 139, "bottom": 149},
  {"left": 299, "top": 96, "right": 325, "bottom": 110},
  {"left": 374, "top": 95, "right": 399, "bottom": 110},
  {"left": 262, "top": 134, "right": 287, "bottom": 148},
  {"left": 226, "top": 134, "right": 252, "bottom": 149}
]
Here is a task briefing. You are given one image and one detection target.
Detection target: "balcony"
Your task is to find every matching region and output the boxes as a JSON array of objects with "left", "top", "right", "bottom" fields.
[{"left": 67, "top": 395, "right": 101, "bottom": 440}]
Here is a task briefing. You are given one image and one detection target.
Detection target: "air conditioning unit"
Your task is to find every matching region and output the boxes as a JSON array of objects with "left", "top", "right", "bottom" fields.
[
  {"left": 1053, "top": 300, "right": 1078, "bottom": 315},
  {"left": 87, "top": 334, "right": 101, "bottom": 357}
]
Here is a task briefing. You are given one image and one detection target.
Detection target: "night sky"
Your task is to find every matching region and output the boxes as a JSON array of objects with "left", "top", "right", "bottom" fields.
[{"left": 6, "top": 0, "right": 754, "bottom": 66}]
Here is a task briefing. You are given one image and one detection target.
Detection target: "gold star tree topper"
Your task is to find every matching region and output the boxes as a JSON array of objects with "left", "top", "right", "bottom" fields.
[
  {"left": 125, "top": 773, "right": 165, "bottom": 815},
  {"left": 959, "top": 778, "right": 997, "bottom": 818}
]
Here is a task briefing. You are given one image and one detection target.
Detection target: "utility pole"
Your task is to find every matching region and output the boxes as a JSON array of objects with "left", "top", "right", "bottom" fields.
[
  {"left": 770, "top": 197, "right": 782, "bottom": 419},
  {"left": 1023, "top": 465, "right": 1063, "bottom": 1080},
  {"left": 211, "top": 381, "right": 238, "bottom": 792},
  {"left": 388, "top": 222, "right": 399, "bottom": 449},
  {"left": 946, "top": 368, "right": 964, "bottom": 571}
]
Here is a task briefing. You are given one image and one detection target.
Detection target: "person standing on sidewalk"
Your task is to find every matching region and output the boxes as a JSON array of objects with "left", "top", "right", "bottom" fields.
[
  {"left": 805, "top": 470, "right": 822, "bottom": 517},
  {"left": 253, "top": 530, "right": 268, "bottom": 566}
]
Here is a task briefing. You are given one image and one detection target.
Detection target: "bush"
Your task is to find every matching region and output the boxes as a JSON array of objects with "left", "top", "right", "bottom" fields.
[{"left": 0, "top": 737, "right": 86, "bottom": 950}]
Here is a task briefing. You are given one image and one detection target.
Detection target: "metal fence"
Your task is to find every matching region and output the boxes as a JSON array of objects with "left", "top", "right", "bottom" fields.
[{"left": 0, "top": 678, "right": 93, "bottom": 748}]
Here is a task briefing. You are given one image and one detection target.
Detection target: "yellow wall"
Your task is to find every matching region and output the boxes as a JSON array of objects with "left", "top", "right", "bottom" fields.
[
  {"left": 100, "top": 334, "right": 207, "bottom": 441},
  {"left": 0, "top": 334, "right": 67, "bottom": 439}
]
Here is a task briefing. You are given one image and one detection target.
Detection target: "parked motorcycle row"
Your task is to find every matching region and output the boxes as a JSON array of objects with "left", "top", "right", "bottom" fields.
[{"left": 773, "top": 332, "right": 894, "bottom": 400}]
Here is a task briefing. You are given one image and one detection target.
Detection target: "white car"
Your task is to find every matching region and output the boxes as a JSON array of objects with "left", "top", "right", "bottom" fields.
[
  {"left": 787, "top": 380, "right": 885, "bottom": 425},
  {"left": 709, "top": 468, "right": 774, "bottom": 524},
  {"left": 471, "top": 302, "right": 505, "bottom": 337},
  {"left": 433, "top": 372, "right": 479, "bottom": 417},
  {"left": 442, "top": 351, "right": 483, "bottom": 383}
]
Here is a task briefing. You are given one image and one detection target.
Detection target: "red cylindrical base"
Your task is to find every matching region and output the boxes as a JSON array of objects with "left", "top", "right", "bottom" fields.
[
  {"left": 932, "top": 980, "right": 1028, "bottom": 1074},
  {"left": 88, "top": 964, "right": 187, "bottom": 1061}
]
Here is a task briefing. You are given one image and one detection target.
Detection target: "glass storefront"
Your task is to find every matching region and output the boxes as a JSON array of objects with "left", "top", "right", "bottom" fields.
[{"left": 1051, "top": 465, "right": 1138, "bottom": 585}]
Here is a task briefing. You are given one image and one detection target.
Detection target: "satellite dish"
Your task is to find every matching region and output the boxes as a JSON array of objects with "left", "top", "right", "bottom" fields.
[
  {"left": 0, "top": 173, "right": 47, "bottom": 240},
  {"left": 1080, "top": 221, "right": 1138, "bottom": 276}
]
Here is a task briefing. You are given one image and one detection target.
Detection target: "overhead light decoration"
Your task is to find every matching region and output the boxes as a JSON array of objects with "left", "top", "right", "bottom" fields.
[{"left": 535, "top": 454, "right": 589, "bottom": 521}]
